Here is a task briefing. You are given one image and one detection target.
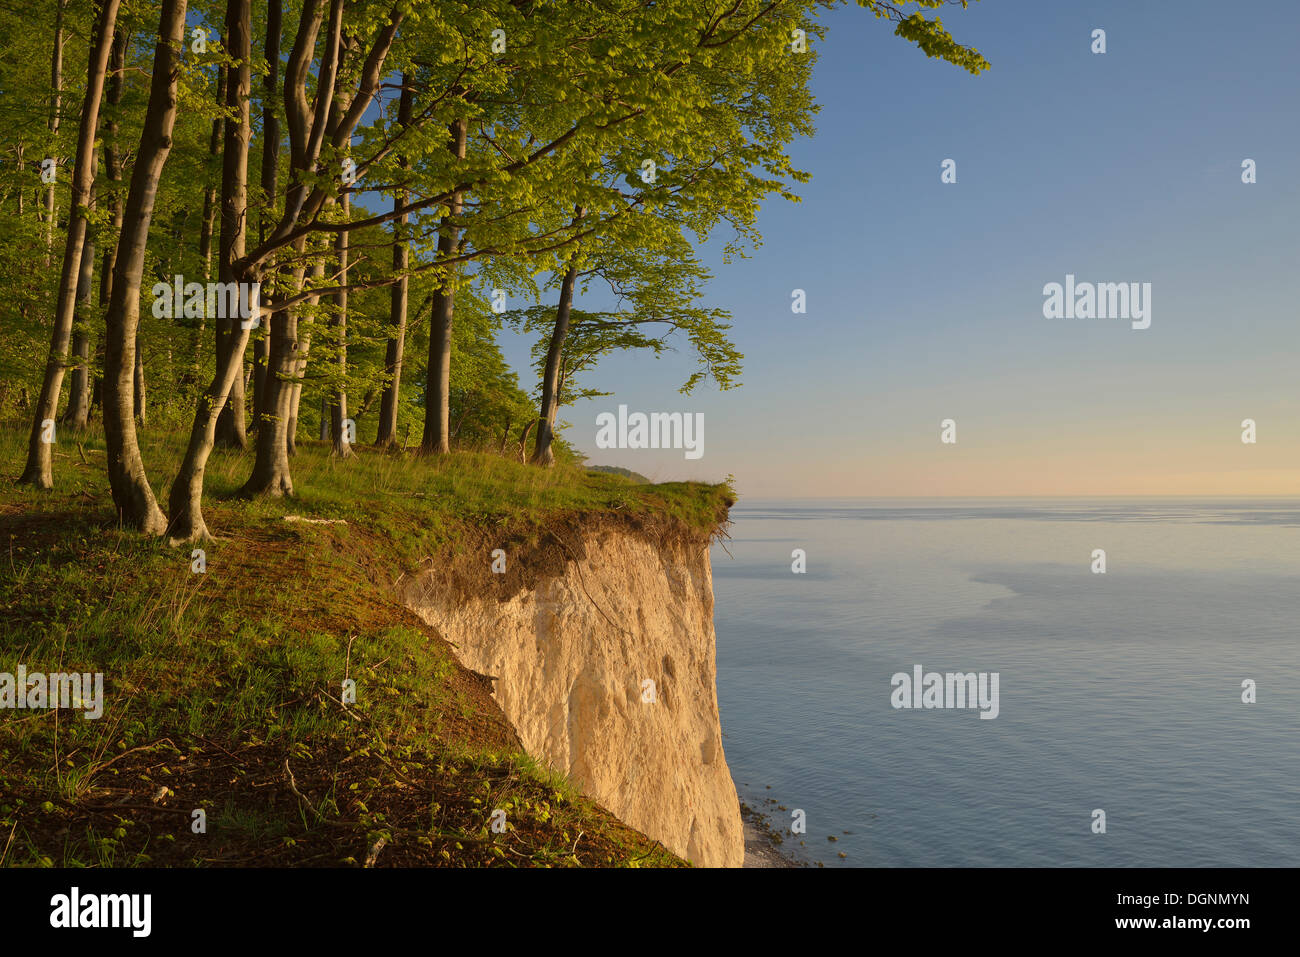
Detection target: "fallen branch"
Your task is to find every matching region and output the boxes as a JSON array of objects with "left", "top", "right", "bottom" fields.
[{"left": 284, "top": 758, "right": 325, "bottom": 822}]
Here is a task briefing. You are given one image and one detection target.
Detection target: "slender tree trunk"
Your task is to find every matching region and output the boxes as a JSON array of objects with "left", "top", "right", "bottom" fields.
[
  {"left": 133, "top": 345, "right": 147, "bottom": 425},
  {"left": 518, "top": 420, "right": 535, "bottom": 462},
  {"left": 286, "top": 260, "right": 319, "bottom": 455},
  {"left": 375, "top": 75, "right": 412, "bottom": 448},
  {"left": 91, "top": 338, "right": 105, "bottom": 410},
  {"left": 318, "top": 392, "right": 329, "bottom": 440},
  {"left": 531, "top": 261, "right": 580, "bottom": 466},
  {"left": 14, "top": 143, "right": 23, "bottom": 216},
  {"left": 167, "top": 0, "right": 252, "bottom": 541},
  {"left": 212, "top": 19, "right": 251, "bottom": 451},
  {"left": 62, "top": 183, "right": 96, "bottom": 430},
  {"left": 252, "top": 304, "right": 272, "bottom": 428},
  {"left": 286, "top": 333, "right": 307, "bottom": 454},
  {"left": 19, "top": 0, "right": 121, "bottom": 487},
  {"left": 213, "top": 205, "right": 248, "bottom": 437},
  {"left": 421, "top": 118, "right": 468, "bottom": 454},
  {"left": 42, "top": 0, "right": 66, "bottom": 265},
  {"left": 193, "top": 61, "right": 227, "bottom": 384},
  {"left": 213, "top": 324, "right": 249, "bottom": 447},
  {"left": 329, "top": 193, "right": 352, "bottom": 456},
  {"left": 251, "top": 0, "right": 281, "bottom": 432},
  {"left": 102, "top": 0, "right": 187, "bottom": 534},
  {"left": 93, "top": 32, "right": 126, "bottom": 417}
]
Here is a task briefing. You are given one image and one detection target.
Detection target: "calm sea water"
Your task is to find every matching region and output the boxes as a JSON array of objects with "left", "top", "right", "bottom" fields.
[{"left": 710, "top": 499, "right": 1300, "bottom": 867}]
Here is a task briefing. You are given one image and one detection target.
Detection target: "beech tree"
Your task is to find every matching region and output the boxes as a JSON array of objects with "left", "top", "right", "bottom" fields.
[
  {"left": 374, "top": 75, "right": 413, "bottom": 448},
  {"left": 240, "top": 0, "right": 403, "bottom": 498},
  {"left": 19, "top": 0, "right": 121, "bottom": 488},
  {"left": 251, "top": 0, "right": 282, "bottom": 430},
  {"left": 101, "top": 0, "right": 188, "bottom": 533},
  {"left": 167, "top": 0, "right": 253, "bottom": 541},
  {"left": 0, "top": 0, "right": 988, "bottom": 541},
  {"left": 515, "top": 223, "right": 741, "bottom": 466}
]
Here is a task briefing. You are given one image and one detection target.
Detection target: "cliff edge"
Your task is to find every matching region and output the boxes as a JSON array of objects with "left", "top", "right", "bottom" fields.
[{"left": 401, "top": 515, "right": 743, "bottom": 868}]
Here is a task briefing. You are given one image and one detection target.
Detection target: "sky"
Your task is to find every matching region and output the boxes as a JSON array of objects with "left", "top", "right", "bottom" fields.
[{"left": 495, "top": 0, "right": 1300, "bottom": 498}]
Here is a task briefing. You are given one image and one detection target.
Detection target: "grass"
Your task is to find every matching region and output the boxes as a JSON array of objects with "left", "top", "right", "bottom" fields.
[{"left": 0, "top": 418, "right": 732, "bottom": 867}]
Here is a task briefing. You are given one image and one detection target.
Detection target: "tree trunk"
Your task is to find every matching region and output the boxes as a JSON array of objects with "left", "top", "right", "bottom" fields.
[
  {"left": 252, "top": 302, "right": 272, "bottom": 428},
  {"left": 213, "top": 28, "right": 249, "bottom": 453},
  {"left": 102, "top": 0, "right": 187, "bottom": 535},
  {"left": 192, "top": 61, "right": 227, "bottom": 384},
  {"left": 243, "top": 0, "right": 371, "bottom": 496},
  {"left": 19, "top": 0, "right": 121, "bottom": 487},
  {"left": 167, "top": 0, "right": 252, "bottom": 542},
  {"left": 518, "top": 420, "right": 535, "bottom": 462},
  {"left": 329, "top": 193, "right": 352, "bottom": 456},
  {"left": 91, "top": 337, "right": 105, "bottom": 411},
  {"left": 244, "top": 300, "right": 297, "bottom": 496},
  {"left": 286, "top": 262, "right": 318, "bottom": 456},
  {"left": 133, "top": 345, "right": 147, "bottom": 426},
  {"left": 531, "top": 262, "right": 580, "bottom": 466},
  {"left": 62, "top": 183, "right": 96, "bottom": 430},
  {"left": 211, "top": 282, "right": 246, "bottom": 442},
  {"left": 94, "top": 31, "right": 126, "bottom": 417},
  {"left": 421, "top": 119, "right": 469, "bottom": 454},
  {"left": 243, "top": 246, "right": 313, "bottom": 496},
  {"left": 14, "top": 142, "right": 22, "bottom": 216},
  {"left": 375, "top": 75, "right": 413, "bottom": 448},
  {"left": 42, "top": 0, "right": 66, "bottom": 265},
  {"left": 212, "top": 325, "right": 248, "bottom": 447},
  {"left": 251, "top": 0, "right": 281, "bottom": 431}
]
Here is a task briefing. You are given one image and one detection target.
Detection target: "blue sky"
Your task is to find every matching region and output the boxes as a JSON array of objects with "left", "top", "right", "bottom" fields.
[{"left": 498, "top": 0, "right": 1300, "bottom": 497}]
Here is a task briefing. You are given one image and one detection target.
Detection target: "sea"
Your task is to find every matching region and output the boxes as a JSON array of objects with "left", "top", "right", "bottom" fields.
[{"left": 710, "top": 499, "right": 1300, "bottom": 867}]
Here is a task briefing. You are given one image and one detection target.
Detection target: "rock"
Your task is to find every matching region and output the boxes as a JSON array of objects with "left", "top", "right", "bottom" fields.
[{"left": 403, "top": 525, "right": 743, "bottom": 867}]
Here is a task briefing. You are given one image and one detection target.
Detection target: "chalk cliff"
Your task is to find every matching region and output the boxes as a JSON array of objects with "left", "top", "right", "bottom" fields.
[{"left": 401, "top": 518, "right": 743, "bottom": 868}]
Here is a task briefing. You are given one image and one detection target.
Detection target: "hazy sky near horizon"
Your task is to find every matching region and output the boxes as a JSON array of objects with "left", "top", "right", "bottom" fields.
[{"left": 497, "top": 0, "right": 1300, "bottom": 498}]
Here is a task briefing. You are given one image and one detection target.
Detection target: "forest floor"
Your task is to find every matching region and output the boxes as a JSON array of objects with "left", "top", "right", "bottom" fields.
[{"left": 0, "top": 420, "right": 732, "bottom": 867}]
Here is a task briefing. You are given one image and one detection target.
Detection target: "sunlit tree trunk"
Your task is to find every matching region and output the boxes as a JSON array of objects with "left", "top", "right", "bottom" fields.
[
  {"left": 213, "top": 17, "right": 251, "bottom": 451},
  {"left": 285, "top": 259, "right": 318, "bottom": 456},
  {"left": 92, "top": 32, "right": 126, "bottom": 418},
  {"left": 193, "top": 61, "right": 227, "bottom": 384},
  {"left": 421, "top": 118, "right": 468, "bottom": 454},
  {"left": 244, "top": 0, "right": 399, "bottom": 495},
  {"left": 375, "top": 75, "right": 412, "bottom": 448},
  {"left": 133, "top": 346, "right": 147, "bottom": 426},
  {"left": 167, "top": 0, "right": 253, "bottom": 541},
  {"left": 62, "top": 183, "right": 96, "bottom": 430},
  {"left": 19, "top": 0, "right": 121, "bottom": 486},
  {"left": 244, "top": 246, "right": 314, "bottom": 496},
  {"left": 102, "top": 0, "right": 188, "bottom": 534},
  {"left": 329, "top": 193, "right": 352, "bottom": 456},
  {"left": 42, "top": 0, "right": 66, "bottom": 265},
  {"left": 251, "top": 0, "right": 281, "bottom": 431},
  {"left": 531, "top": 261, "right": 580, "bottom": 467}
]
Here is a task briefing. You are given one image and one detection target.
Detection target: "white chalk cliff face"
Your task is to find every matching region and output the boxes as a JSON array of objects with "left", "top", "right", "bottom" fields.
[{"left": 402, "top": 525, "right": 743, "bottom": 868}]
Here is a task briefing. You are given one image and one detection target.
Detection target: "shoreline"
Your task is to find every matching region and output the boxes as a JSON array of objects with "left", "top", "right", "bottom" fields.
[{"left": 739, "top": 798, "right": 804, "bottom": 868}]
